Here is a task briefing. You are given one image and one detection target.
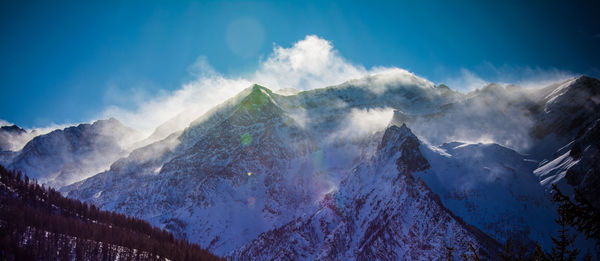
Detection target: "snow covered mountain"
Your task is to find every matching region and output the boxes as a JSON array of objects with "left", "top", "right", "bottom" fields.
[
  {"left": 8, "top": 118, "right": 141, "bottom": 188},
  {"left": 64, "top": 85, "right": 322, "bottom": 255},
  {"left": 233, "top": 123, "right": 501, "bottom": 260},
  {"left": 54, "top": 71, "right": 599, "bottom": 258},
  {"left": 529, "top": 76, "right": 600, "bottom": 208},
  {"left": 390, "top": 76, "right": 600, "bottom": 249},
  {"left": 415, "top": 139, "right": 555, "bottom": 248},
  {"left": 62, "top": 72, "right": 470, "bottom": 256}
]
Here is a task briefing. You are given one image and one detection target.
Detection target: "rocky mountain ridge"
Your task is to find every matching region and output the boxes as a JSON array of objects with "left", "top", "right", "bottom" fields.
[
  {"left": 3, "top": 71, "right": 599, "bottom": 258},
  {"left": 233, "top": 123, "right": 501, "bottom": 259}
]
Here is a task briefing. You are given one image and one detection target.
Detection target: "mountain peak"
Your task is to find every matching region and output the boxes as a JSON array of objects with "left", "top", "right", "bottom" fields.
[
  {"left": 250, "top": 83, "right": 272, "bottom": 93},
  {"left": 378, "top": 123, "right": 418, "bottom": 151},
  {"left": 376, "top": 123, "right": 429, "bottom": 174},
  {"left": 91, "top": 117, "right": 123, "bottom": 128},
  {"left": 396, "top": 123, "right": 414, "bottom": 136},
  {"left": 574, "top": 75, "right": 597, "bottom": 83},
  {"left": 238, "top": 84, "right": 277, "bottom": 112},
  {"left": 0, "top": 125, "right": 26, "bottom": 134}
]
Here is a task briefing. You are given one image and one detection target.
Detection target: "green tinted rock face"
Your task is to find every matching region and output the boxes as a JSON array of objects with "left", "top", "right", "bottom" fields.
[
  {"left": 241, "top": 133, "right": 253, "bottom": 146},
  {"left": 238, "top": 84, "right": 273, "bottom": 112}
]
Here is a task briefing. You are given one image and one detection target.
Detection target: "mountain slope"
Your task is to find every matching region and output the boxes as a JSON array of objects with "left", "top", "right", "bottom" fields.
[
  {"left": 61, "top": 74, "right": 600, "bottom": 257},
  {"left": 64, "top": 85, "right": 323, "bottom": 255},
  {"left": 534, "top": 117, "right": 600, "bottom": 209},
  {"left": 526, "top": 76, "right": 600, "bottom": 206},
  {"left": 0, "top": 165, "right": 221, "bottom": 261},
  {"left": 415, "top": 140, "right": 556, "bottom": 248},
  {"left": 232, "top": 124, "right": 500, "bottom": 259}
]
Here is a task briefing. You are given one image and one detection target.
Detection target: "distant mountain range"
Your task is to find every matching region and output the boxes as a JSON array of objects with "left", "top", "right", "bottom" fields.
[{"left": 1, "top": 70, "right": 599, "bottom": 258}]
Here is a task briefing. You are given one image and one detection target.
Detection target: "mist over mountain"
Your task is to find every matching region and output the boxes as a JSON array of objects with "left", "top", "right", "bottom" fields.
[
  {"left": 7, "top": 118, "right": 142, "bottom": 188},
  {"left": 0, "top": 125, "right": 39, "bottom": 154},
  {"left": 3, "top": 69, "right": 593, "bottom": 258}
]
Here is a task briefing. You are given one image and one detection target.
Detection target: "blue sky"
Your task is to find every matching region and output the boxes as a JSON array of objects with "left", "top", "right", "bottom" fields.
[{"left": 1, "top": 0, "right": 599, "bottom": 129}]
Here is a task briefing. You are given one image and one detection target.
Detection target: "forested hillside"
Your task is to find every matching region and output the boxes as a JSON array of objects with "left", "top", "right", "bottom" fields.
[{"left": 0, "top": 165, "right": 222, "bottom": 261}]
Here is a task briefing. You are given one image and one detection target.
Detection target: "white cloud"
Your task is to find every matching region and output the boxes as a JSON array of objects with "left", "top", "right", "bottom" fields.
[
  {"left": 0, "top": 120, "right": 70, "bottom": 151},
  {"left": 254, "top": 35, "right": 370, "bottom": 91},
  {"left": 100, "top": 35, "right": 399, "bottom": 136},
  {"left": 329, "top": 108, "right": 394, "bottom": 141}
]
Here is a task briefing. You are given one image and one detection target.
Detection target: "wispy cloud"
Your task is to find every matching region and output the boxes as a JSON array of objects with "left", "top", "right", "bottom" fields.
[
  {"left": 440, "top": 63, "right": 575, "bottom": 91},
  {"left": 98, "top": 35, "right": 578, "bottom": 141},
  {"left": 0, "top": 119, "right": 70, "bottom": 151},
  {"left": 442, "top": 68, "right": 489, "bottom": 92},
  {"left": 100, "top": 35, "right": 398, "bottom": 135},
  {"left": 329, "top": 107, "right": 395, "bottom": 141}
]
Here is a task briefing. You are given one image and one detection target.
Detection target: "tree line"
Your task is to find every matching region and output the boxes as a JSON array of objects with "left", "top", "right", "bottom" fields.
[{"left": 0, "top": 165, "right": 223, "bottom": 261}]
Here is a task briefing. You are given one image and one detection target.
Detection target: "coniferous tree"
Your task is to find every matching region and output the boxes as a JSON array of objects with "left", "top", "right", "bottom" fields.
[
  {"left": 552, "top": 184, "right": 600, "bottom": 245},
  {"left": 549, "top": 212, "right": 579, "bottom": 261},
  {"left": 0, "top": 164, "right": 222, "bottom": 261},
  {"left": 445, "top": 239, "right": 454, "bottom": 261},
  {"left": 528, "top": 244, "right": 547, "bottom": 261},
  {"left": 445, "top": 243, "right": 455, "bottom": 261}
]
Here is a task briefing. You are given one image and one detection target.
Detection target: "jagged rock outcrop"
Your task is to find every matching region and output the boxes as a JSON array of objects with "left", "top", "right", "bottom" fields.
[{"left": 233, "top": 123, "right": 500, "bottom": 260}]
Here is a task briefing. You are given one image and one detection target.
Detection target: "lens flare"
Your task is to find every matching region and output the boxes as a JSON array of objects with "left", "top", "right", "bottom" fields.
[{"left": 241, "top": 133, "right": 253, "bottom": 146}]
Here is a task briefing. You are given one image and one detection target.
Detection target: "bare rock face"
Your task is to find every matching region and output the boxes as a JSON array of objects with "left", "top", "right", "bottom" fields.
[
  {"left": 563, "top": 119, "right": 600, "bottom": 209},
  {"left": 377, "top": 124, "right": 430, "bottom": 174},
  {"left": 531, "top": 76, "right": 600, "bottom": 208},
  {"left": 232, "top": 123, "right": 500, "bottom": 260}
]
